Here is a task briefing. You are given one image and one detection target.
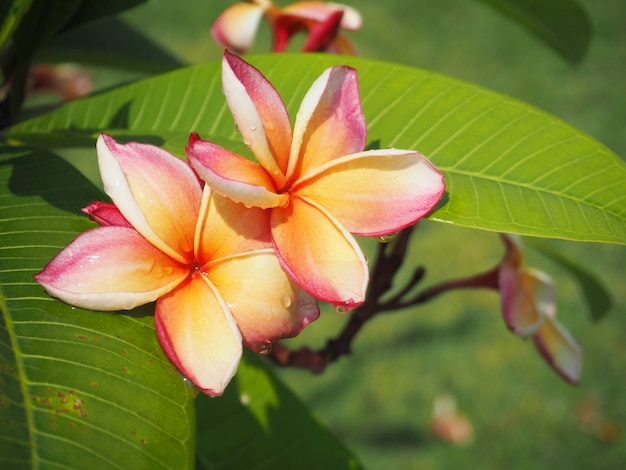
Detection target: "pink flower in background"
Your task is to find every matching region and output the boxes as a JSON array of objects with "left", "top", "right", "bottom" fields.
[
  {"left": 187, "top": 51, "right": 445, "bottom": 308},
  {"left": 27, "top": 64, "right": 92, "bottom": 100},
  {"left": 498, "top": 234, "right": 583, "bottom": 384},
  {"left": 211, "top": 0, "right": 362, "bottom": 54},
  {"left": 36, "top": 134, "right": 319, "bottom": 396}
]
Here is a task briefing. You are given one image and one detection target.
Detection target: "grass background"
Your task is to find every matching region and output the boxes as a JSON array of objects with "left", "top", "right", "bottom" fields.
[{"left": 76, "top": 0, "right": 626, "bottom": 468}]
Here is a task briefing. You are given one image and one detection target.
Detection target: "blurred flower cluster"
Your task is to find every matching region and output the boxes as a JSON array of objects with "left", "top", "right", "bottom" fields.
[{"left": 211, "top": 0, "right": 362, "bottom": 54}]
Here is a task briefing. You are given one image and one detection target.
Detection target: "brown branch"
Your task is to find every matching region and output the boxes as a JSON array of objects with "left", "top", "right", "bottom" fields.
[{"left": 268, "top": 225, "right": 500, "bottom": 372}]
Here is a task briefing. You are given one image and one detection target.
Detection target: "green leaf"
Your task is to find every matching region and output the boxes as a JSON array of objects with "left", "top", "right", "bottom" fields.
[
  {"left": 0, "top": 0, "right": 31, "bottom": 52},
  {"left": 196, "top": 352, "right": 362, "bottom": 469},
  {"left": 8, "top": 54, "right": 625, "bottom": 244},
  {"left": 60, "top": 0, "right": 148, "bottom": 34},
  {"left": 0, "top": 145, "right": 196, "bottom": 468},
  {"left": 36, "top": 17, "right": 184, "bottom": 74},
  {"left": 477, "top": 0, "right": 592, "bottom": 63},
  {"left": 525, "top": 239, "right": 613, "bottom": 321}
]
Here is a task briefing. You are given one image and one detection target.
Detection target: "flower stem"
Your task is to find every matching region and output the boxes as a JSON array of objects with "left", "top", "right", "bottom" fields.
[{"left": 269, "top": 226, "right": 500, "bottom": 372}]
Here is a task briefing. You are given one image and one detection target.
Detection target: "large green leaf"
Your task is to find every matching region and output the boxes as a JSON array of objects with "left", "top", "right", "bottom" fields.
[
  {"left": 7, "top": 54, "right": 626, "bottom": 245},
  {"left": 477, "top": 0, "right": 592, "bottom": 63},
  {"left": 196, "top": 352, "right": 362, "bottom": 469},
  {"left": 0, "top": 145, "right": 196, "bottom": 468},
  {"left": 59, "top": 0, "right": 147, "bottom": 34},
  {"left": 36, "top": 17, "right": 184, "bottom": 73}
]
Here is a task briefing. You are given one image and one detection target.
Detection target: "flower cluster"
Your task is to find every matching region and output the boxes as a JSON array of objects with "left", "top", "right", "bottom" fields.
[
  {"left": 211, "top": 0, "right": 362, "bottom": 54},
  {"left": 36, "top": 52, "right": 444, "bottom": 395}
]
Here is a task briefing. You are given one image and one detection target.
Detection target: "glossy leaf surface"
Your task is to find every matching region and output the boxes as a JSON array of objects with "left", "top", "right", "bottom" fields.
[
  {"left": 9, "top": 54, "right": 626, "bottom": 245},
  {"left": 0, "top": 146, "right": 196, "bottom": 468}
]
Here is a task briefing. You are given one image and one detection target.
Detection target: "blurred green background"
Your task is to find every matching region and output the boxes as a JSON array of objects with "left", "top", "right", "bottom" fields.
[{"left": 43, "top": 0, "right": 626, "bottom": 468}]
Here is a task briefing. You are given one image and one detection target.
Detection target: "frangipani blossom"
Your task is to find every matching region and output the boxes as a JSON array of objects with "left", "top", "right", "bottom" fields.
[
  {"left": 211, "top": 0, "right": 362, "bottom": 54},
  {"left": 187, "top": 51, "right": 445, "bottom": 308},
  {"left": 498, "top": 234, "right": 583, "bottom": 384},
  {"left": 35, "top": 134, "right": 319, "bottom": 396}
]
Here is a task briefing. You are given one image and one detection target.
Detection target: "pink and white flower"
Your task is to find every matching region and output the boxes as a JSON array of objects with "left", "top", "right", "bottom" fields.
[
  {"left": 35, "top": 134, "right": 319, "bottom": 396},
  {"left": 187, "top": 51, "right": 445, "bottom": 308}
]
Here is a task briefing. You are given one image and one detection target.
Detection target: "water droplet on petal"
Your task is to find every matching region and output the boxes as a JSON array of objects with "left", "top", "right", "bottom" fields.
[
  {"left": 334, "top": 305, "right": 355, "bottom": 314},
  {"left": 280, "top": 295, "right": 292, "bottom": 309},
  {"left": 249, "top": 124, "right": 257, "bottom": 131},
  {"left": 256, "top": 341, "right": 272, "bottom": 356},
  {"left": 376, "top": 233, "right": 398, "bottom": 243}
]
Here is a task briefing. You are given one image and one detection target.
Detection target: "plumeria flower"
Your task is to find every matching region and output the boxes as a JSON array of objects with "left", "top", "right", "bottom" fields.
[
  {"left": 498, "top": 234, "right": 583, "bottom": 384},
  {"left": 211, "top": 0, "right": 362, "bottom": 54},
  {"left": 27, "top": 63, "right": 92, "bottom": 100},
  {"left": 35, "top": 134, "right": 319, "bottom": 396},
  {"left": 187, "top": 51, "right": 445, "bottom": 308}
]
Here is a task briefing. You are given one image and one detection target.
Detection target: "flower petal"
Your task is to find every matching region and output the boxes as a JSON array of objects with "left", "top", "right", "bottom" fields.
[
  {"left": 525, "top": 268, "right": 557, "bottom": 318},
  {"left": 208, "top": 249, "right": 319, "bottom": 351},
  {"left": 271, "top": 195, "right": 368, "bottom": 306},
  {"left": 301, "top": 9, "right": 344, "bottom": 52},
  {"left": 82, "top": 201, "right": 132, "bottom": 227},
  {"left": 325, "top": 33, "right": 358, "bottom": 55},
  {"left": 34, "top": 226, "right": 188, "bottom": 311},
  {"left": 155, "top": 276, "right": 242, "bottom": 396},
  {"left": 282, "top": 2, "right": 362, "bottom": 30},
  {"left": 499, "top": 266, "right": 549, "bottom": 337},
  {"left": 97, "top": 134, "right": 202, "bottom": 264},
  {"left": 295, "top": 149, "right": 445, "bottom": 235},
  {"left": 272, "top": 14, "right": 307, "bottom": 52},
  {"left": 195, "top": 188, "right": 271, "bottom": 264},
  {"left": 533, "top": 315, "right": 583, "bottom": 384},
  {"left": 222, "top": 51, "right": 292, "bottom": 186},
  {"left": 210, "top": 3, "right": 267, "bottom": 54},
  {"left": 187, "top": 133, "right": 288, "bottom": 209},
  {"left": 288, "top": 65, "right": 366, "bottom": 181}
]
